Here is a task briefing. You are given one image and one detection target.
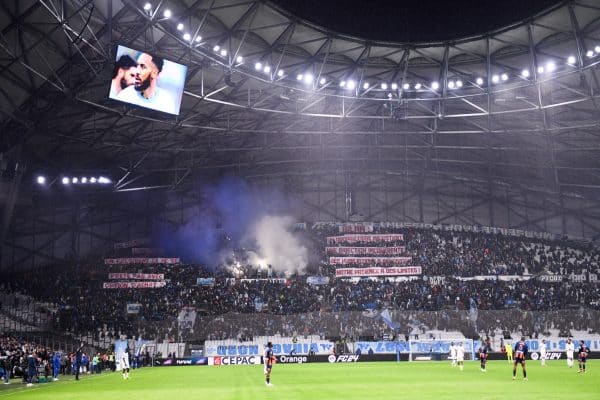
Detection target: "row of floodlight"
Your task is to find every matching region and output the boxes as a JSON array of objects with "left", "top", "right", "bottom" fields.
[
  {"left": 36, "top": 176, "right": 112, "bottom": 185},
  {"left": 147, "top": 2, "right": 600, "bottom": 94}
]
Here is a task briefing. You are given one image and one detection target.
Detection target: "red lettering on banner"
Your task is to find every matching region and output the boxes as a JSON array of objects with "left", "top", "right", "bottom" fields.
[
  {"left": 104, "top": 258, "right": 180, "bottom": 265},
  {"left": 334, "top": 266, "right": 422, "bottom": 277}
]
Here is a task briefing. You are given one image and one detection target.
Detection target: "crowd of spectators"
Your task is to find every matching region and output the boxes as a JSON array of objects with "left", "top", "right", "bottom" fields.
[
  {"left": 1, "top": 226, "right": 599, "bottom": 343},
  {"left": 0, "top": 335, "right": 120, "bottom": 386}
]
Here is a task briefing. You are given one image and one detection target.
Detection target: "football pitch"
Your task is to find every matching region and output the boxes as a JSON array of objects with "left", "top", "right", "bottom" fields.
[{"left": 1, "top": 361, "right": 598, "bottom": 400}]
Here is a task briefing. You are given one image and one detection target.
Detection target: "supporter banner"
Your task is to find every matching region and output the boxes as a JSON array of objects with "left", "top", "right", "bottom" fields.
[
  {"left": 239, "top": 278, "right": 288, "bottom": 284},
  {"left": 306, "top": 276, "right": 330, "bottom": 285},
  {"left": 204, "top": 340, "right": 334, "bottom": 356},
  {"left": 326, "top": 234, "right": 404, "bottom": 245},
  {"left": 335, "top": 266, "right": 422, "bottom": 277},
  {"left": 178, "top": 307, "right": 197, "bottom": 330},
  {"left": 330, "top": 257, "right": 412, "bottom": 266},
  {"left": 154, "top": 357, "right": 208, "bottom": 366},
  {"left": 126, "top": 303, "right": 142, "bottom": 314},
  {"left": 339, "top": 223, "right": 374, "bottom": 233},
  {"left": 104, "top": 257, "right": 180, "bottom": 265},
  {"left": 314, "top": 221, "right": 561, "bottom": 241},
  {"left": 537, "top": 275, "right": 563, "bottom": 282},
  {"left": 426, "top": 276, "right": 446, "bottom": 285},
  {"left": 132, "top": 247, "right": 163, "bottom": 256},
  {"left": 114, "top": 238, "right": 149, "bottom": 250},
  {"left": 326, "top": 246, "right": 405, "bottom": 256},
  {"left": 197, "top": 277, "right": 216, "bottom": 286},
  {"left": 102, "top": 281, "right": 166, "bottom": 289},
  {"left": 523, "top": 338, "right": 600, "bottom": 352},
  {"left": 109, "top": 273, "right": 164, "bottom": 280}
]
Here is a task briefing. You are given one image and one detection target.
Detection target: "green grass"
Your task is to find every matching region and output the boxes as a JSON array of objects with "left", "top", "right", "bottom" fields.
[{"left": 1, "top": 361, "right": 598, "bottom": 400}]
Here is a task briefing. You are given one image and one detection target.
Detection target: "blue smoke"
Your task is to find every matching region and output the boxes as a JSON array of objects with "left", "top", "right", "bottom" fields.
[{"left": 154, "top": 177, "right": 292, "bottom": 268}]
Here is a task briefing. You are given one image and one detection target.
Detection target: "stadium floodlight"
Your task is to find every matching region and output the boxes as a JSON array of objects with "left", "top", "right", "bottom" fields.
[
  {"left": 81, "top": 177, "right": 88, "bottom": 184},
  {"left": 537, "top": 66, "right": 544, "bottom": 74},
  {"left": 304, "top": 74, "right": 314, "bottom": 84},
  {"left": 319, "top": 77, "right": 326, "bottom": 85},
  {"left": 546, "top": 61, "right": 556, "bottom": 73},
  {"left": 567, "top": 55, "right": 576, "bottom": 65},
  {"left": 491, "top": 75, "right": 500, "bottom": 83},
  {"left": 339, "top": 80, "right": 346, "bottom": 87},
  {"left": 346, "top": 80, "right": 356, "bottom": 90},
  {"left": 390, "top": 83, "right": 398, "bottom": 90},
  {"left": 521, "top": 69, "right": 530, "bottom": 78},
  {"left": 90, "top": 177, "right": 97, "bottom": 183},
  {"left": 220, "top": 49, "right": 227, "bottom": 57},
  {"left": 195, "top": 36, "right": 202, "bottom": 43},
  {"left": 236, "top": 55, "right": 243, "bottom": 63},
  {"left": 255, "top": 62, "right": 263, "bottom": 71},
  {"left": 414, "top": 83, "right": 422, "bottom": 90},
  {"left": 263, "top": 65, "right": 271, "bottom": 73},
  {"left": 213, "top": 45, "right": 220, "bottom": 52},
  {"left": 447, "top": 80, "right": 455, "bottom": 89},
  {"left": 98, "top": 176, "right": 111, "bottom": 184},
  {"left": 72, "top": 177, "right": 78, "bottom": 184},
  {"left": 177, "top": 23, "right": 184, "bottom": 31},
  {"left": 456, "top": 80, "right": 463, "bottom": 88},
  {"left": 36, "top": 176, "right": 46, "bottom": 185},
  {"left": 595, "top": 45, "right": 600, "bottom": 53},
  {"left": 277, "top": 69, "right": 284, "bottom": 77},
  {"left": 363, "top": 82, "right": 369, "bottom": 89},
  {"left": 403, "top": 83, "right": 410, "bottom": 90},
  {"left": 501, "top": 73, "right": 508, "bottom": 81},
  {"left": 387, "top": 93, "right": 393, "bottom": 98},
  {"left": 296, "top": 73, "right": 303, "bottom": 81},
  {"left": 163, "top": 9, "right": 171, "bottom": 19},
  {"left": 62, "top": 177, "right": 69, "bottom": 185},
  {"left": 586, "top": 50, "right": 594, "bottom": 58},
  {"left": 183, "top": 33, "right": 191, "bottom": 41},
  {"left": 431, "top": 81, "right": 439, "bottom": 90},
  {"left": 476, "top": 77, "right": 484, "bottom": 85},
  {"left": 144, "top": 3, "right": 152, "bottom": 11},
  {"left": 381, "top": 83, "right": 388, "bottom": 90}
]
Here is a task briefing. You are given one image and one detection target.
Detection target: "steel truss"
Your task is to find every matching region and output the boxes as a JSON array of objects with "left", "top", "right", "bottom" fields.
[{"left": 1, "top": 1, "right": 600, "bottom": 270}]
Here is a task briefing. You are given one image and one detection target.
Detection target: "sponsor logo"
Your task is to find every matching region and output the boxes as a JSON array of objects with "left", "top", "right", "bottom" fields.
[
  {"left": 279, "top": 356, "right": 308, "bottom": 364},
  {"left": 531, "top": 352, "right": 562, "bottom": 361},
  {"left": 176, "top": 359, "right": 192, "bottom": 365},
  {"left": 213, "top": 356, "right": 259, "bottom": 365},
  {"left": 328, "top": 355, "right": 360, "bottom": 363}
]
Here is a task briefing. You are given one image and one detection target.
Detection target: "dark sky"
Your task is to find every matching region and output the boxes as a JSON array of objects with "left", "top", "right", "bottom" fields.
[{"left": 272, "top": 0, "right": 562, "bottom": 42}]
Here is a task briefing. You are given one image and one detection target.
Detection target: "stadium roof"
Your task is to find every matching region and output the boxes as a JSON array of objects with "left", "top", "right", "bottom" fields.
[{"left": 1, "top": 1, "right": 600, "bottom": 232}]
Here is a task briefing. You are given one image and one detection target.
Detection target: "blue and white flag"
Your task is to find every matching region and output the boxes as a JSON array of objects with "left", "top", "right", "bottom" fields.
[{"left": 380, "top": 309, "right": 399, "bottom": 330}]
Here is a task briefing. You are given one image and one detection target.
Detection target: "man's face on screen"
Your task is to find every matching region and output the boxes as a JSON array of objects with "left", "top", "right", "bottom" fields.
[
  {"left": 120, "top": 66, "right": 136, "bottom": 90},
  {"left": 134, "top": 53, "right": 158, "bottom": 92}
]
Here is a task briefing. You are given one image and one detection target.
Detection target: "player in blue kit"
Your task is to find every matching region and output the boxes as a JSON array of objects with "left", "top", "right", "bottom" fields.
[
  {"left": 578, "top": 341, "right": 588, "bottom": 373},
  {"left": 478, "top": 343, "right": 488, "bottom": 372},
  {"left": 263, "top": 342, "right": 275, "bottom": 386},
  {"left": 512, "top": 337, "right": 528, "bottom": 381}
]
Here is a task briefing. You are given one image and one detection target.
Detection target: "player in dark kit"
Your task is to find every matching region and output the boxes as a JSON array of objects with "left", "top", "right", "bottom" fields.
[
  {"left": 478, "top": 344, "right": 488, "bottom": 372},
  {"left": 577, "top": 340, "right": 588, "bottom": 373},
  {"left": 512, "top": 337, "right": 528, "bottom": 381},
  {"left": 263, "top": 342, "right": 275, "bottom": 386}
]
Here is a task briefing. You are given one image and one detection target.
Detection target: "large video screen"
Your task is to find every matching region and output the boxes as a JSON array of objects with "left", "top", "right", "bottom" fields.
[{"left": 109, "top": 45, "right": 187, "bottom": 115}]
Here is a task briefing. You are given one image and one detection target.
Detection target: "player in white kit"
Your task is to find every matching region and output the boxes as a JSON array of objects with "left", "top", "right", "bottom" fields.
[
  {"left": 565, "top": 338, "right": 575, "bottom": 368},
  {"left": 540, "top": 339, "right": 547, "bottom": 367},
  {"left": 456, "top": 342, "right": 465, "bottom": 371},
  {"left": 121, "top": 351, "right": 130, "bottom": 379},
  {"left": 449, "top": 342, "right": 457, "bottom": 367}
]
